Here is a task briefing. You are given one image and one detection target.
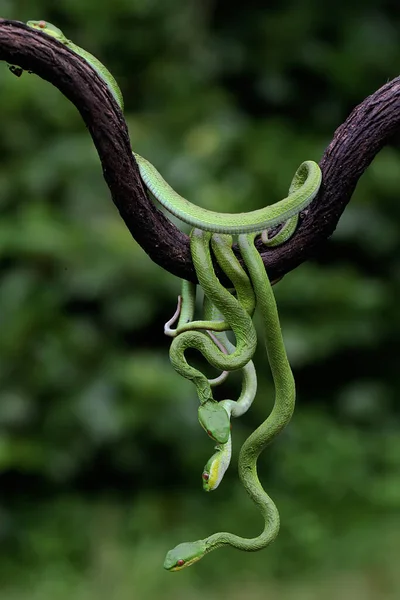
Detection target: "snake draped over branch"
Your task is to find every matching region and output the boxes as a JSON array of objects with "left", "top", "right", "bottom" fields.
[{"left": 9, "top": 19, "right": 322, "bottom": 571}]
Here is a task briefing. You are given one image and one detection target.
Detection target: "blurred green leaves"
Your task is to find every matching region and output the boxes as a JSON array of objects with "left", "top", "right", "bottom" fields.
[{"left": 0, "top": 0, "right": 400, "bottom": 597}]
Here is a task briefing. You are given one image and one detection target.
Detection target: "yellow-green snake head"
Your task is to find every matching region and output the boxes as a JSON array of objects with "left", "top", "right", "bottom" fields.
[
  {"left": 202, "top": 455, "right": 217, "bottom": 492},
  {"left": 164, "top": 541, "right": 207, "bottom": 571},
  {"left": 197, "top": 402, "right": 230, "bottom": 443},
  {"left": 26, "top": 20, "right": 67, "bottom": 42},
  {"left": 202, "top": 435, "right": 232, "bottom": 492},
  {"left": 8, "top": 21, "right": 66, "bottom": 78}
]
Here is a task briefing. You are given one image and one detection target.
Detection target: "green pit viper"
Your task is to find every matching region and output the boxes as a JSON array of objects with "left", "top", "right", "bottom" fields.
[
  {"left": 199, "top": 295, "right": 258, "bottom": 493},
  {"left": 12, "top": 20, "right": 322, "bottom": 569},
  {"left": 165, "top": 271, "right": 258, "bottom": 492},
  {"left": 164, "top": 231, "right": 296, "bottom": 569}
]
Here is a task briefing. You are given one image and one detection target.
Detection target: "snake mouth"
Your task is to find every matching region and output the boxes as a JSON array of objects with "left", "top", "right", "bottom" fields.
[{"left": 168, "top": 555, "right": 202, "bottom": 571}]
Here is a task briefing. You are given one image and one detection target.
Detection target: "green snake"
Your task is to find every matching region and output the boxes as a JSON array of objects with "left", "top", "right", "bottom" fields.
[
  {"left": 199, "top": 296, "right": 256, "bottom": 492},
  {"left": 14, "top": 20, "right": 322, "bottom": 569},
  {"left": 164, "top": 232, "right": 296, "bottom": 570},
  {"left": 166, "top": 280, "right": 258, "bottom": 491},
  {"left": 164, "top": 285, "right": 231, "bottom": 387},
  {"left": 201, "top": 332, "right": 257, "bottom": 492},
  {"left": 164, "top": 238, "right": 258, "bottom": 446},
  {"left": 170, "top": 231, "right": 259, "bottom": 443},
  {"left": 15, "top": 21, "right": 321, "bottom": 236}
]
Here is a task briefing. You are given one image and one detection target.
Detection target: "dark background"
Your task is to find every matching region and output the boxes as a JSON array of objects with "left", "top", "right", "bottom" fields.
[{"left": 0, "top": 0, "right": 399, "bottom": 598}]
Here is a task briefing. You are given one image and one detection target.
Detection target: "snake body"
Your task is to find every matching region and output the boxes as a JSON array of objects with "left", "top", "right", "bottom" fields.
[
  {"left": 169, "top": 232, "right": 257, "bottom": 379},
  {"left": 169, "top": 231, "right": 257, "bottom": 442},
  {"left": 166, "top": 234, "right": 256, "bottom": 335},
  {"left": 25, "top": 21, "right": 124, "bottom": 109},
  {"left": 201, "top": 338, "right": 258, "bottom": 492},
  {"left": 22, "top": 21, "right": 321, "bottom": 235},
  {"left": 164, "top": 232, "right": 295, "bottom": 569},
  {"left": 18, "top": 21, "right": 321, "bottom": 570},
  {"left": 132, "top": 153, "right": 320, "bottom": 234},
  {"left": 164, "top": 285, "right": 231, "bottom": 387}
]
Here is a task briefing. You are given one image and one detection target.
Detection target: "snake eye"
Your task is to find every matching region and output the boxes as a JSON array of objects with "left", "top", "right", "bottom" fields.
[
  {"left": 177, "top": 559, "right": 185, "bottom": 567},
  {"left": 38, "top": 20, "right": 46, "bottom": 28},
  {"left": 202, "top": 472, "right": 209, "bottom": 481}
]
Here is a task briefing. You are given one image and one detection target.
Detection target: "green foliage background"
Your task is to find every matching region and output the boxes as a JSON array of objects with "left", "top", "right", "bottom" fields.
[{"left": 1, "top": 0, "right": 400, "bottom": 598}]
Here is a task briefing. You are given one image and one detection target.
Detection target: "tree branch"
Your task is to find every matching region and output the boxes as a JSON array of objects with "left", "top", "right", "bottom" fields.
[{"left": 1, "top": 18, "right": 400, "bottom": 283}]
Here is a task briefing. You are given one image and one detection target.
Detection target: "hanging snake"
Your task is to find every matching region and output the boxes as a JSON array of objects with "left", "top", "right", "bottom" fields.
[{"left": 12, "top": 20, "right": 322, "bottom": 570}]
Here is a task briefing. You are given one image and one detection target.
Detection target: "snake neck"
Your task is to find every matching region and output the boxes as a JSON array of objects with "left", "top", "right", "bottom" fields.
[
  {"left": 200, "top": 372, "right": 294, "bottom": 555},
  {"left": 65, "top": 41, "right": 124, "bottom": 111},
  {"left": 203, "top": 465, "right": 281, "bottom": 553}
]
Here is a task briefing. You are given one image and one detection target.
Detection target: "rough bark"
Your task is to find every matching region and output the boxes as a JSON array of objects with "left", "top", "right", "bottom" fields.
[{"left": 1, "top": 18, "right": 400, "bottom": 282}]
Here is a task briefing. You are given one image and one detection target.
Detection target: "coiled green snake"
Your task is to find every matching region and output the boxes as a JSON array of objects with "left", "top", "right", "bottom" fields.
[
  {"left": 13, "top": 20, "right": 322, "bottom": 570},
  {"left": 200, "top": 325, "right": 258, "bottom": 493},
  {"left": 164, "top": 250, "right": 257, "bottom": 447},
  {"left": 165, "top": 274, "right": 258, "bottom": 491},
  {"left": 164, "top": 232, "right": 296, "bottom": 570}
]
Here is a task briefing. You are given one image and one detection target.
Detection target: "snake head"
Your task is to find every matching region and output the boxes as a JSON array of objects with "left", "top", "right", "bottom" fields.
[
  {"left": 27, "top": 20, "right": 67, "bottom": 43},
  {"left": 202, "top": 434, "right": 232, "bottom": 492},
  {"left": 164, "top": 541, "right": 207, "bottom": 571},
  {"left": 198, "top": 401, "right": 230, "bottom": 443},
  {"left": 202, "top": 452, "right": 224, "bottom": 492}
]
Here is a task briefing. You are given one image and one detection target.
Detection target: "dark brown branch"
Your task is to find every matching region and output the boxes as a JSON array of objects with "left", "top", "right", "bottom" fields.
[{"left": 1, "top": 18, "right": 399, "bottom": 283}]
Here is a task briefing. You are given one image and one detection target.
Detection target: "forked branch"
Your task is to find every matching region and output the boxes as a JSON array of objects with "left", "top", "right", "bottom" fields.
[{"left": 1, "top": 18, "right": 400, "bottom": 282}]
